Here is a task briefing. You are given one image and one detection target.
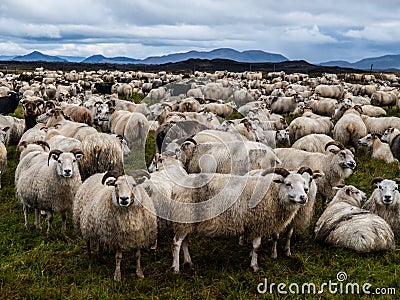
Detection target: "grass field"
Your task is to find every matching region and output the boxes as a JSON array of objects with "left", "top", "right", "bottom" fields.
[{"left": 1, "top": 107, "right": 400, "bottom": 299}]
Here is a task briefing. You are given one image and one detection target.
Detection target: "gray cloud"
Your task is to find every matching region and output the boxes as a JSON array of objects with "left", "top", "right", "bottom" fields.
[{"left": 0, "top": 0, "right": 399, "bottom": 63}]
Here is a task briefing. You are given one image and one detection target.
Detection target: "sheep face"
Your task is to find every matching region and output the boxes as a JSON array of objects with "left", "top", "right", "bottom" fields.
[
  {"left": 105, "top": 175, "right": 147, "bottom": 207},
  {"left": 23, "top": 99, "right": 44, "bottom": 117},
  {"left": 373, "top": 179, "right": 399, "bottom": 205},
  {"left": 331, "top": 148, "right": 356, "bottom": 170},
  {"left": 0, "top": 126, "right": 10, "bottom": 144},
  {"left": 276, "top": 130, "right": 290, "bottom": 146},
  {"left": 95, "top": 102, "right": 114, "bottom": 122},
  {"left": 339, "top": 185, "right": 367, "bottom": 207},
  {"left": 49, "top": 151, "right": 83, "bottom": 178},
  {"left": 274, "top": 172, "right": 310, "bottom": 205},
  {"left": 358, "top": 134, "right": 374, "bottom": 147},
  {"left": 381, "top": 128, "right": 394, "bottom": 143}
]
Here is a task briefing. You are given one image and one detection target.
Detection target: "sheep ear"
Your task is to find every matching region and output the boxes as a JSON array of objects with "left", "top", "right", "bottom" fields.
[
  {"left": 104, "top": 177, "right": 117, "bottom": 186},
  {"left": 2, "top": 126, "right": 10, "bottom": 132},
  {"left": 312, "top": 171, "right": 324, "bottom": 179}
]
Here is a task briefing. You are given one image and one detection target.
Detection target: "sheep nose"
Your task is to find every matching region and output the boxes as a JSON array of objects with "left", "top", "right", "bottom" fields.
[
  {"left": 63, "top": 169, "right": 72, "bottom": 177},
  {"left": 384, "top": 195, "right": 392, "bottom": 203},
  {"left": 119, "top": 196, "right": 130, "bottom": 206},
  {"left": 347, "top": 161, "right": 356, "bottom": 169},
  {"left": 299, "top": 195, "right": 308, "bottom": 205}
]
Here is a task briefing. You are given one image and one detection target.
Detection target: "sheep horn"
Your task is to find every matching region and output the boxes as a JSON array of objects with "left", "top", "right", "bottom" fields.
[
  {"left": 324, "top": 141, "right": 345, "bottom": 151},
  {"left": 48, "top": 149, "right": 63, "bottom": 166},
  {"left": 261, "top": 167, "right": 290, "bottom": 178},
  {"left": 297, "top": 166, "right": 313, "bottom": 176},
  {"left": 370, "top": 177, "right": 384, "bottom": 186},
  {"left": 33, "top": 140, "right": 50, "bottom": 150},
  {"left": 183, "top": 138, "right": 197, "bottom": 145},
  {"left": 130, "top": 169, "right": 151, "bottom": 181},
  {"left": 101, "top": 170, "right": 121, "bottom": 185},
  {"left": 70, "top": 148, "right": 84, "bottom": 157}
]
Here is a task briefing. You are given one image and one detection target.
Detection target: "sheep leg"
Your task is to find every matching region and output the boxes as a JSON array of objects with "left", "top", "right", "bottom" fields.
[
  {"left": 271, "top": 233, "right": 279, "bottom": 259},
  {"left": 61, "top": 211, "right": 67, "bottom": 232},
  {"left": 46, "top": 211, "right": 53, "bottom": 234},
  {"left": 182, "top": 238, "right": 193, "bottom": 268},
  {"left": 23, "top": 204, "right": 30, "bottom": 230},
  {"left": 171, "top": 232, "right": 187, "bottom": 274},
  {"left": 114, "top": 249, "right": 122, "bottom": 281},
  {"left": 285, "top": 227, "right": 294, "bottom": 257},
  {"left": 250, "top": 237, "right": 262, "bottom": 272},
  {"left": 135, "top": 249, "right": 144, "bottom": 278},
  {"left": 86, "top": 240, "right": 91, "bottom": 258},
  {"left": 34, "top": 209, "right": 42, "bottom": 230}
]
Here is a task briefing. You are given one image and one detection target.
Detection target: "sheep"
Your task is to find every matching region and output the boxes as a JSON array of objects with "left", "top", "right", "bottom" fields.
[
  {"left": 275, "top": 141, "right": 356, "bottom": 206},
  {"left": 273, "top": 168, "right": 323, "bottom": 258},
  {"left": 358, "top": 133, "right": 398, "bottom": 164},
  {"left": 291, "top": 134, "right": 334, "bottom": 153},
  {"left": 1, "top": 115, "right": 25, "bottom": 145},
  {"left": 179, "top": 139, "right": 281, "bottom": 175},
  {"left": 76, "top": 170, "right": 157, "bottom": 280},
  {"left": 0, "top": 91, "right": 19, "bottom": 115},
  {"left": 315, "top": 185, "right": 395, "bottom": 253},
  {"left": 333, "top": 106, "right": 367, "bottom": 149},
  {"left": 22, "top": 98, "right": 45, "bottom": 131},
  {"left": 269, "top": 95, "right": 302, "bottom": 115},
  {"left": 171, "top": 167, "right": 315, "bottom": 273},
  {"left": 177, "top": 97, "right": 202, "bottom": 113},
  {"left": 359, "top": 105, "right": 386, "bottom": 117},
  {"left": 288, "top": 115, "right": 333, "bottom": 144},
  {"left": 371, "top": 91, "right": 397, "bottom": 109},
  {"left": 257, "top": 129, "right": 290, "bottom": 148},
  {"left": 15, "top": 149, "right": 83, "bottom": 232},
  {"left": 78, "top": 133, "right": 124, "bottom": 181},
  {"left": 305, "top": 98, "right": 337, "bottom": 117},
  {"left": 381, "top": 127, "right": 400, "bottom": 162},
  {"left": 62, "top": 105, "right": 93, "bottom": 126},
  {"left": 201, "top": 101, "right": 237, "bottom": 118},
  {"left": 314, "top": 84, "right": 344, "bottom": 100},
  {"left": 363, "top": 178, "right": 400, "bottom": 236},
  {"left": 17, "top": 140, "right": 49, "bottom": 160},
  {"left": 47, "top": 135, "right": 82, "bottom": 152},
  {"left": 361, "top": 115, "right": 400, "bottom": 134},
  {"left": 106, "top": 98, "right": 150, "bottom": 116},
  {"left": 36, "top": 108, "right": 98, "bottom": 142}
]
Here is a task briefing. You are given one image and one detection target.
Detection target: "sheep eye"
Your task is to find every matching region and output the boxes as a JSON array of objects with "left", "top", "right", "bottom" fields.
[
  {"left": 57, "top": 159, "right": 61, "bottom": 163},
  {"left": 73, "top": 159, "right": 76, "bottom": 163},
  {"left": 285, "top": 183, "right": 291, "bottom": 187},
  {"left": 379, "top": 186, "right": 383, "bottom": 190}
]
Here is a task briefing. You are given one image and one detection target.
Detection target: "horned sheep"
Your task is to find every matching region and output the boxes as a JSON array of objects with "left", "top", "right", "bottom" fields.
[
  {"left": 315, "top": 185, "right": 395, "bottom": 253},
  {"left": 171, "top": 167, "right": 316, "bottom": 273},
  {"left": 75, "top": 170, "right": 157, "bottom": 281},
  {"left": 15, "top": 149, "right": 83, "bottom": 232},
  {"left": 275, "top": 141, "right": 356, "bottom": 205}
]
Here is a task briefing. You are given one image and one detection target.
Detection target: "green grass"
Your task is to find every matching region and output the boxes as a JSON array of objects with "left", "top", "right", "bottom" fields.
[{"left": 1, "top": 108, "right": 400, "bottom": 299}]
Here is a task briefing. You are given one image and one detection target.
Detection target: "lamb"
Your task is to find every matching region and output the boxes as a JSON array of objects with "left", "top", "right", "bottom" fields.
[
  {"left": 381, "top": 127, "right": 400, "bottom": 162},
  {"left": 288, "top": 115, "right": 333, "bottom": 144},
  {"left": 333, "top": 106, "right": 367, "bottom": 149},
  {"left": 358, "top": 133, "right": 398, "bottom": 164},
  {"left": 15, "top": 149, "right": 83, "bottom": 232},
  {"left": 275, "top": 141, "right": 356, "bottom": 205},
  {"left": 179, "top": 139, "right": 281, "bottom": 175},
  {"left": 291, "top": 134, "right": 334, "bottom": 153},
  {"left": 171, "top": 167, "right": 315, "bottom": 273},
  {"left": 363, "top": 178, "right": 400, "bottom": 236},
  {"left": 75, "top": 170, "right": 157, "bottom": 280},
  {"left": 315, "top": 185, "right": 395, "bottom": 253}
]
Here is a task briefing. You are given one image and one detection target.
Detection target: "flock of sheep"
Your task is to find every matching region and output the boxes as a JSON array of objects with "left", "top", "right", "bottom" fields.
[{"left": 1, "top": 67, "right": 400, "bottom": 281}]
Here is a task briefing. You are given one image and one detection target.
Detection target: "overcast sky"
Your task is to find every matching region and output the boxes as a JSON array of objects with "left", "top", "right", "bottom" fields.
[{"left": 0, "top": 0, "right": 399, "bottom": 63}]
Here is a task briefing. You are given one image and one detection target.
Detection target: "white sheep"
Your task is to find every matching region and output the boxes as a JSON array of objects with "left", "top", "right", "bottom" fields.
[
  {"left": 333, "top": 106, "right": 367, "bottom": 149},
  {"left": 15, "top": 149, "right": 83, "bottom": 232},
  {"left": 291, "top": 134, "right": 334, "bottom": 153},
  {"left": 358, "top": 134, "right": 398, "bottom": 164},
  {"left": 314, "top": 84, "right": 344, "bottom": 100},
  {"left": 287, "top": 115, "right": 333, "bottom": 144},
  {"left": 275, "top": 141, "right": 356, "bottom": 206},
  {"left": 361, "top": 115, "right": 400, "bottom": 134},
  {"left": 76, "top": 170, "right": 157, "bottom": 280},
  {"left": 171, "top": 167, "right": 314, "bottom": 273},
  {"left": 363, "top": 178, "right": 400, "bottom": 236},
  {"left": 315, "top": 185, "right": 395, "bottom": 253}
]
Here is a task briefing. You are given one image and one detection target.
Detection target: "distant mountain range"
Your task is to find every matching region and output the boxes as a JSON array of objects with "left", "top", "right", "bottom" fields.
[
  {"left": 0, "top": 48, "right": 288, "bottom": 65},
  {"left": 1, "top": 49, "right": 400, "bottom": 70},
  {"left": 320, "top": 54, "right": 400, "bottom": 71}
]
